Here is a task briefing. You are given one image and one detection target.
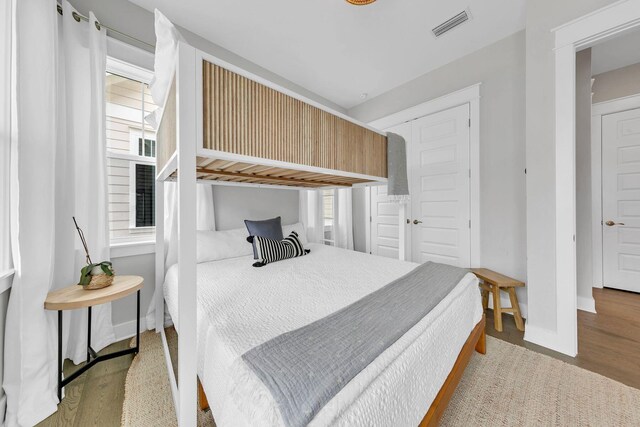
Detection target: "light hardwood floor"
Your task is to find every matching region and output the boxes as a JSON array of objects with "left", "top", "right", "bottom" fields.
[{"left": 37, "top": 287, "right": 640, "bottom": 426}]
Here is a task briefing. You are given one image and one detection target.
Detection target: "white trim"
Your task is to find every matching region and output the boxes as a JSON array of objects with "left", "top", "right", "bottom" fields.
[
  {"left": 553, "top": 0, "right": 640, "bottom": 50},
  {"left": 0, "top": 268, "right": 14, "bottom": 294},
  {"left": 155, "top": 180, "right": 165, "bottom": 333},
  {"left": 175, "top": 41, "right": 198, "bottom": 427},
  {"left": 545, "top": 0, "right": 640, "bottom": 357},
  {"left": 368, "top": 84, "right": 481, "bottom": 130},
  {"left": 577, "top": 295, "right": 597, "bottom": 314},
  {"left": 0, "top": 268, "right": 14, "bottom": 281},
  {"left": 113, "top": 318, "right": 140, "bottom": 341},
  {"left": 195, "top": 49, "right": 385, "bottom": 136},
  {"left": 365, "top": 187, "right": 371, "bottom": 254},
  {"left": 156, "top": 152, "right": 177, "bottom": 182},
  {"left": 160, "top": 327, "right": 179, "bottom": 418},
  {"left": 110, "top": 241, "right": 155, "bottom": 258},
  {"left": 366, "top": 84, "right": 482, "bottom": 267},
  {"left": 106, "top": 56, "right": 153, "bottom": 84},
  {"left": 398, "top": 203, "right": 407, "bottom": 261},
  {"left": 590, "top": 94, "right": 640, "bottom": 289},
  {"left": 107, "top": 151, "right": 155, "bottom": 165}
]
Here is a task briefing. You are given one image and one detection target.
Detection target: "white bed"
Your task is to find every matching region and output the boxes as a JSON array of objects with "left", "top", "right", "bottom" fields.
[{"left": 164, "top": 243, "right": 482, "bottom": 427}]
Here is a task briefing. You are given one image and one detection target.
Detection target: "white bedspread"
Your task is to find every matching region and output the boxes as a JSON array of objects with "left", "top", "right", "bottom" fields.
[{"left": 164, "top": 244, "right": 482, "bottom": 426}]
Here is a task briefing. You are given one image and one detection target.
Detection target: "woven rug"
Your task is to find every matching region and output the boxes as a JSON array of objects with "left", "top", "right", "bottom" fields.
[{"left": 122, "top": 330, "right": 640, "bottom": 426}]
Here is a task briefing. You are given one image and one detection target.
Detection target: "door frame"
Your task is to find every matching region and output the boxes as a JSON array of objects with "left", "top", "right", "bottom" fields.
[
  {"left": 591, "top": 94, "right": 640, "bottom": 290},
  {"left": 366, "top": 84, "right": 481, "bottom": 267},
  {"left": 550, "top": 0, "right": 640, "bottom": 357}
]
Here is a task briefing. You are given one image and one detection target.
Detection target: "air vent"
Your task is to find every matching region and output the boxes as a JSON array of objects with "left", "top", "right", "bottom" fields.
[{"left": 432, "top": 10, "right": 470, "bottom": 38}]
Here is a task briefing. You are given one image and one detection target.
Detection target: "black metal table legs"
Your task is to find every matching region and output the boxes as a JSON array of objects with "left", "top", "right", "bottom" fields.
[{"left": 57, "top": 290, "right": 141, "bottom": 402}]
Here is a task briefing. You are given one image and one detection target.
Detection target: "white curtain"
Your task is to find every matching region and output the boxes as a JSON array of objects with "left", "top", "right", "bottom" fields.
[
  {"left": 334, "top": 188, "right": 354, "bottom": 250},
  {"left": 299, "top": 189, "right": 324, "bottom": 243},
  {"left": 163, "top": 182, "right": 216, "bottom": 271},
  {"left": 145, "top": 182, "right": 215, "bottom": 330},
  {"left": 4, "top": 1, "right": 114, "bottom": 425}
]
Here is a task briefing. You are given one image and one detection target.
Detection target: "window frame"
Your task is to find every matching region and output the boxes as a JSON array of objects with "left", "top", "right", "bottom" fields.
[
  {"left": 127, "top": 128, "right": 157, "bottom": 231},
  {"left": 106, "top": 57, "right": 157, "bottom": 245},
  {"left": 322, "top": 189, "right": 335, "bottom": 246}
]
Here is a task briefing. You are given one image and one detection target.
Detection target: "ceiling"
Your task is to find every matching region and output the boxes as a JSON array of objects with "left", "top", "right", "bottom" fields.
[
  {"left": 591, "top": 28, "right": 640, "bottom": 76},
  {"left": 129, "top": 0, "right": 526, "bottom": 109}
]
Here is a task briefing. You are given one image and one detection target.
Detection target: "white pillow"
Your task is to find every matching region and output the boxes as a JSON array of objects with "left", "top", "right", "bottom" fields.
[
  {"left": 282, "top": 222, "right": 308, "bottom": 246},
  {"left": 196, "top": 228, "right": 253, "bottom": 263}
]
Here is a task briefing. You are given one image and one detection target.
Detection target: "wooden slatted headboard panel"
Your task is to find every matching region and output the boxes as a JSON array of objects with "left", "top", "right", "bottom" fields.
[{"left": 202, "top": 61, "right": 387, "bottom": 178}]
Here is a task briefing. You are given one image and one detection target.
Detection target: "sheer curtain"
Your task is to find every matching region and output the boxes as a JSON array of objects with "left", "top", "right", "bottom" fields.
[
  {"left": 299, "top": 189, "right": 324, "bottom": 243},
  {"left": 299, "top": 188, "right": 353, "bottom": 249},
  {"left": 4, "top": 1, "right": 114, "bottom": 425},
  {"left": 334, "top": 188, "right": 354, "bottom": 250}
]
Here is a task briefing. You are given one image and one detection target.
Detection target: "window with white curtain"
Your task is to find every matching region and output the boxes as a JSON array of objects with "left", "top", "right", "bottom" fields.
[
  {"left": 105, "top": 59, "right": 157, "bottom": 243},
  {"left": 322, "top": 189, "right": 335, "bottom": 245}
]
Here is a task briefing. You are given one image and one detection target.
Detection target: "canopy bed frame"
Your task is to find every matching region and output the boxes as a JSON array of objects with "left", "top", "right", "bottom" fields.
[{"left": 154, "top": 40, "right": 485, "bottom": 427}]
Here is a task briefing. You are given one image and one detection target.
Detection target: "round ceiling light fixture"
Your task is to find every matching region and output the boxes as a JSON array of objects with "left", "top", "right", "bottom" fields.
[{"left": 346, "top": 0, "right": 376, "bottom": 5}]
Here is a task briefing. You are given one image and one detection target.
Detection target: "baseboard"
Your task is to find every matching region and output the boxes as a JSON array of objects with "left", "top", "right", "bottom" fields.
[
  {"left": 113, "top": 312, "right": 173, "bottom": 341},
  {"left": 114, "top": 319, "right": 140, "bottom": 341},
  {"left": 577, "top": 295, "right": 596, "bottom": 313},
  {"left": 524, "top": 324, "right": 577, "bottom": 357},
  {"left": 487, "top": 293, "right": 528, "bottom": 319}
]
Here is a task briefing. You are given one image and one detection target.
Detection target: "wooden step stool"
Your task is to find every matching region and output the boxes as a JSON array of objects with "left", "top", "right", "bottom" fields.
[{"left": 471, "top": 268, "right": 525, "bottom": 332}]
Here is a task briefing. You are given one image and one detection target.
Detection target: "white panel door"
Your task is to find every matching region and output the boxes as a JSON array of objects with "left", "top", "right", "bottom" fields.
[
  {"left": 369, "top": 122, "right": 410, "bottom": 259},
  {"left": 602, "top": 108, "right": 640, "bottom": 293},
  {"left": 410, "top": 104, "right": 470, "bottom": 267},
  {"left": 370, "top": 185, "right": 401, "bottom": 258}
]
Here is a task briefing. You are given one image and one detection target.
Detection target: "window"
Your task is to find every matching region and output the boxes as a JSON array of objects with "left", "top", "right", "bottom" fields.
[
  {"left": 105, "top": 60, "right": 157, "bottom": 244},
  {"left": 322, "top": 190, "right": 335, "bottom": 245}
]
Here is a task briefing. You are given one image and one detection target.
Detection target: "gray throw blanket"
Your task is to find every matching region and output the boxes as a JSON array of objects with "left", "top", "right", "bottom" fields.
[
  {"left": 241, "top": 261, "right": 469, "bottom": 427},
  {"left": 386, "top": 132, "right": 410, "bottom": 202}
]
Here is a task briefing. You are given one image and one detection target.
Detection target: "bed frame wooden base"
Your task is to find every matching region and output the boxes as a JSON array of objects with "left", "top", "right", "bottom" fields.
[{"left": 197, "top": 315, "right": 486, "bottom": 426}]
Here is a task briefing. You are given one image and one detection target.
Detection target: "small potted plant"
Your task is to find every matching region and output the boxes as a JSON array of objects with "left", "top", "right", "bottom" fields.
[{"left": 74, "top": 217, "right": 115, "bottom": 290}]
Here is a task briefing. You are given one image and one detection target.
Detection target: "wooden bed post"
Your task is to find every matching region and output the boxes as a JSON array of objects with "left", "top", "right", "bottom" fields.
[{"left": 176, "top": 41, "right": 198, "bottom": 427}]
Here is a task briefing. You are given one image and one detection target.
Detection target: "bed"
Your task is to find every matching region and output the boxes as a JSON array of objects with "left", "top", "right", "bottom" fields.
[
  {"left": 163, "top": 242, "right": 484, "bottom": 426},
  {"left": 150, "top": 11, "right": 484, "bottom": 426}
]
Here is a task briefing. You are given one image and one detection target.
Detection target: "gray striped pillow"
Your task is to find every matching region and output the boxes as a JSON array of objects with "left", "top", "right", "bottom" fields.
[{"left": 252, "top": 231, "right": 310, "bottom": 267}]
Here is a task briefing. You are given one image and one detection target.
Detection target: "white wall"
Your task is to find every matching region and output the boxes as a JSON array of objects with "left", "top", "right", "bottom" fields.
[
  {"left": 212, "top": 185, "right": 299, "bottom": 231},
  {"left": 576, "top": 49, "right": 594, "bottom": 308},
  {"left": 110, "top": 253, "right": 155, "bottom": 338},
  {"left": 524, "top": 0, "right": 619, "bottom": 336},
  {"left": 349, "top": 31, "right": 527, "bottom": 306}
]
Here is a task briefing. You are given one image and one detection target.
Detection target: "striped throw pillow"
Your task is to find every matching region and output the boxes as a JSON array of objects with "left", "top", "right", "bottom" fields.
[{"left": 251, "top": 231, "right": 310, "bottom": 267}]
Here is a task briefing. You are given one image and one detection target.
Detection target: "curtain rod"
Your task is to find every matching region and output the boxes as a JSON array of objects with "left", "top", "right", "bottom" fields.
[{"left": 56, "top": 4, "right": 155, "bottom": 49}]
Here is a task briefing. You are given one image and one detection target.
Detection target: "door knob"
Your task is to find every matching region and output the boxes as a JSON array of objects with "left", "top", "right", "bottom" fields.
[
  {"left": 413, "top": 219, "right": 423, "bottom": 225},
  {"left": 605, "top": 220, "right": 625, "bottom": 226}
]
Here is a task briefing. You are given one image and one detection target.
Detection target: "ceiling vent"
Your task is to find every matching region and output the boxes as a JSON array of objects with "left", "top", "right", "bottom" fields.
[{"left": 432, "top": 10, "right": 471, "bottom": 38}]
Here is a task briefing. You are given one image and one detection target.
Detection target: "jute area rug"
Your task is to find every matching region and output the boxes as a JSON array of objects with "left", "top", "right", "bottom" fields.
[{"left": 121, "top": 330, "right": 640, "bottom": 426}]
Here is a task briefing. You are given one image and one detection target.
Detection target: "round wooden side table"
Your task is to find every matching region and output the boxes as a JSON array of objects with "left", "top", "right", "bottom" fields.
[{"left": 44, "top": 275, "right": 144, "bottom": 402}]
